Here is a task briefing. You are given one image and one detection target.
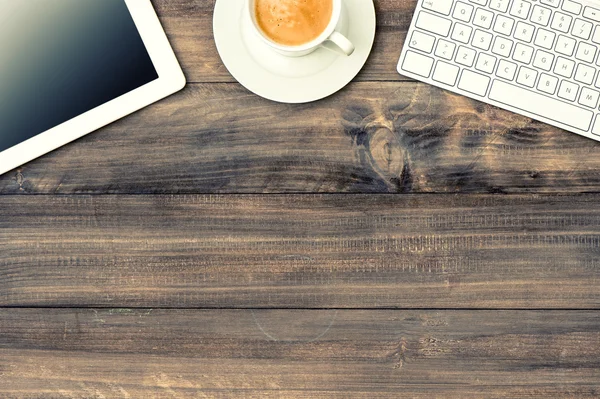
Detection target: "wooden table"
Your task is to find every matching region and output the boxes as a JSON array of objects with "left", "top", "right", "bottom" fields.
[{"left": 2, "top": 0, "right": 600, "bottom": 397}]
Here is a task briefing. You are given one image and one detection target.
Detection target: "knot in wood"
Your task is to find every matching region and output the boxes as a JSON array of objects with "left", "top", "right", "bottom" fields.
[{"left": 369, "top": 127, "right": 405, "bottom": 180}]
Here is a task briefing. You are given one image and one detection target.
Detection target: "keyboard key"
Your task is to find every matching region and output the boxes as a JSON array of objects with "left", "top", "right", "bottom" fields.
[
  {"left": 583, "top": 6, "right": 600, "bottom": 22},
  {"left": 555, "top": 34, "right": 576, "bottom": 55},
  {"left": 537, "top": 73, "right": 559, "bottom": 94},
  {"left": 453, "top": 1, "right": 474, "bottom": 22},
  {"left": 531, "top": 5, "right": 552, "bottom": 26},
  {"left": 452, "top": 23, "right": 473, "bottom": 43},
  {"left": 572, "top": 18, "right": 593, "bottom": 39},
  {"left": 433, "top": 61, "right": 460, "bottom": 85},
  {"left": 575, "top": 42, "right": 597, "bottom": 63},
  {"left": 574, "top": 63, "right": 595, "bottom": 84},
  {"left": 554, "top": 56, "right": 576, "bottom": 77},
  {"left": 592, "top": 115, "right": 600, "bottom": 136},
  {"left": 458, "top": 69, "right": 491, "bottom": 95},
  {"left": 496, "top": 59, "right": 518, "bottom": 80},
  {"left": 473, "top": 8, "right": 494, "bottom": 29},
  {"left": 492, "top": 36, "right": 514, "bottom": 57},
  {"left": 401, "top": 50, "right": 435, "bottom": 77},
  {"left": 416, "top": 11, "right": 452, "bottom": 36},
  {"left": 472, "top": 29, "right": 493, "bottom": 50},
  {"left": 534, "top": 28, "right": 556, "bottom": 49},
  {"left": 476, "top": 53, "right": 497, "bottom": 73},
  {"left": 409, "top": 31, "right": 436, "bottom": 53},
  {"left": 579, "top": 87, "right": 600, "bottom": 108},
  {"left": 489, "top": 80, "right": 594, "bottom": 131},
  {"left": 558, "top": 80, "right": 579, "bottom": 101},
  {"left": 494, "top": 15, "right": 515, "bottom": 35},
  {"left": 435, "top": 39, "right": 457, "bottom": 59},
  {"left": 422, "top": 0, "right": 454, "bottom": 15},
  {"left": 562, "top": 0, "right": 582, "bottom": 15},
  {"left": 593, "top": 26, "right": 600, "bottom": 44},
  {"left": 490, "top": 0, "right": 510, "bottom": 13},
  {"left": 510, "top": 0, "right": 532, "bottom": 19},
  {"left": 533, "top": 49, "right": 554, "bottom": 70},
  {"left": 514, "top": 21, "right": 536, "bottom": 42},
  {"left": 513, "top": 42, "right": 535, "bottom": 63},
  {"left": 595, "top": 72, "right": 600, "bottom": 88},
  {"left": 551, "top": 12, "right": 573, "bottom": 33},
  {"left": 517, "top": 65, "right": 538, "bottom": 86},
  {"left": 470, "top": 0, "right": 487, "bottom": 5},
  {"left": 540, "top": 0, "right": 560, "bottom": 8},
  {"left": 455, "top": 45, "right": 477, "bottom": 66}
]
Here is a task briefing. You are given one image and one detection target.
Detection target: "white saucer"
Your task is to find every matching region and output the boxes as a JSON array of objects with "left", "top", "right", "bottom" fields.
[{"left": 213, "top": 0, "right": 376, "bottom": 103}]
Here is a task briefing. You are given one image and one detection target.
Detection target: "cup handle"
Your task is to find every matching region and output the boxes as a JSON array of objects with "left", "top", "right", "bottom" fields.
[{"left": 325, "top": 31, "right": 355, "bottom": 56}]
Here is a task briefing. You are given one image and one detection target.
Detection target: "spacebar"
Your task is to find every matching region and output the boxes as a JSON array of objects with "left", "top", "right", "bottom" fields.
[{"left": 488, "top": 80, "right": 593, "bottom": 131}]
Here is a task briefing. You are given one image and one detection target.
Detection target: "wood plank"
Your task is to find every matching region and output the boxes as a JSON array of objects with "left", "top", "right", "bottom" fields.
[
  {"left": 152, "top": 0, "right": 414, "bottom": 83},
  {"left": 1, "top": 82, "right": 599, "bottom": 194},
  {"left": 1, "top": 309, "right": 600, "bottom": 398},
  {"left": 2, "top": 194, "right": 600, "bottom": 308}
]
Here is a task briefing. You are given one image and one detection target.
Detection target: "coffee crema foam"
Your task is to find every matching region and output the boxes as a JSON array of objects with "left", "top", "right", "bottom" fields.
[{"left": 254, "top": 0, "right": 333, "bottom": 46}]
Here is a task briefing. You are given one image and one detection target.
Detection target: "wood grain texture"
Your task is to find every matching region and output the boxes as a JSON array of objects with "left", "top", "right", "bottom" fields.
[
  {"left": 1, "top": 82, "right": 599, "bottom": 194},
  {"left": 2, "top": 309, "right": 600, "bottom": 398},
  {"left": 2, "top": 194, "right": 600, "bottom": 308},
  {"left": 2, "top": 1, "right": 599, "bottom": 396},
  {"left": 151, "top": 0, "right": 414, "bottom": 83}
]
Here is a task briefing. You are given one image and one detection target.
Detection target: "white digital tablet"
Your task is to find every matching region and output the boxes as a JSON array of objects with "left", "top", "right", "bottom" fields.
[{"left": 0, "top": 0, "right": 186, "bottom": 176}]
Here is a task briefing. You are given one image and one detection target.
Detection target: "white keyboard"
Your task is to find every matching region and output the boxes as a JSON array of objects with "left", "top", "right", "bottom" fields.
[{"left": 398, "top": 0, "right": 600, "bottom": 141}]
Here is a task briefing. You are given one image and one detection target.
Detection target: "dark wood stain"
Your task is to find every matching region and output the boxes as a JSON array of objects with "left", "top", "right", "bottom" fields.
[
  {"left": 1, "top": 0, "right": 599, "bottom": 397},
  {"left": 2, "top": 194, "right": 600, "bottom": 309},
  {"left": 2, "top": 309, "right": 600, "bottom": 397}
]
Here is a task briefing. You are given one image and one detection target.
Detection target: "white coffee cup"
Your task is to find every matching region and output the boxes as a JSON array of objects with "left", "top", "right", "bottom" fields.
[{"left": 246, "top": 0, "right": 355, "bottom": 58}]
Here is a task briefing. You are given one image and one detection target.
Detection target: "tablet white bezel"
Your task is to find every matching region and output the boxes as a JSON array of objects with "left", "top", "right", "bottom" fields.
[{"left": 0, "top": 0, "right": 186, "bottom": 176}]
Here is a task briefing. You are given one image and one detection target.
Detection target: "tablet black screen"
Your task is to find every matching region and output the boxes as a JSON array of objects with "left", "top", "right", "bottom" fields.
[{"left": 0, "top": 0, "right": 159, "bottom": 152}]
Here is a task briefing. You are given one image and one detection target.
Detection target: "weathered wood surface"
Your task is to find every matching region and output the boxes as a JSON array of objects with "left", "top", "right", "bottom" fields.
[
  {"left": 1, "top": 82, "right": 599, "bottom": 194},
  {"left": 2, "top": 309, "right": 600, "bottom": 398},
  {"left": 3, "top": 0, "right": 600, "bottom": 194},
  {"left": 3, "top": 1, "right": 600, "bottom": 397},
  {"left": 2, "top": 194, "right": 600, "bottom": 308}
]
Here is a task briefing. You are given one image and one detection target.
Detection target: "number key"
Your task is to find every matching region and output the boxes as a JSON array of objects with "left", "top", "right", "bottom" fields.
[
  {"left": 572, "top": 18, "right": 593, "bottom": 39},
  {"left": 530, "top": 5, "right": 552, "bottom": 26},
  {"left": 550, "top": 12, "right": 573, "bottom": 33},
  {"left": 510, "top": 0, "right": 532, "bottom": 19},
  {"left": 490, "top": 0, "right": 511, "bottom": 13}
]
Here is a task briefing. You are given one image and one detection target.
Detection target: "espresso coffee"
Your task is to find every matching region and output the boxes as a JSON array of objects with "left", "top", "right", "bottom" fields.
[{"left": 254, "top": 0, "right": 334, "bottom": 47}]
